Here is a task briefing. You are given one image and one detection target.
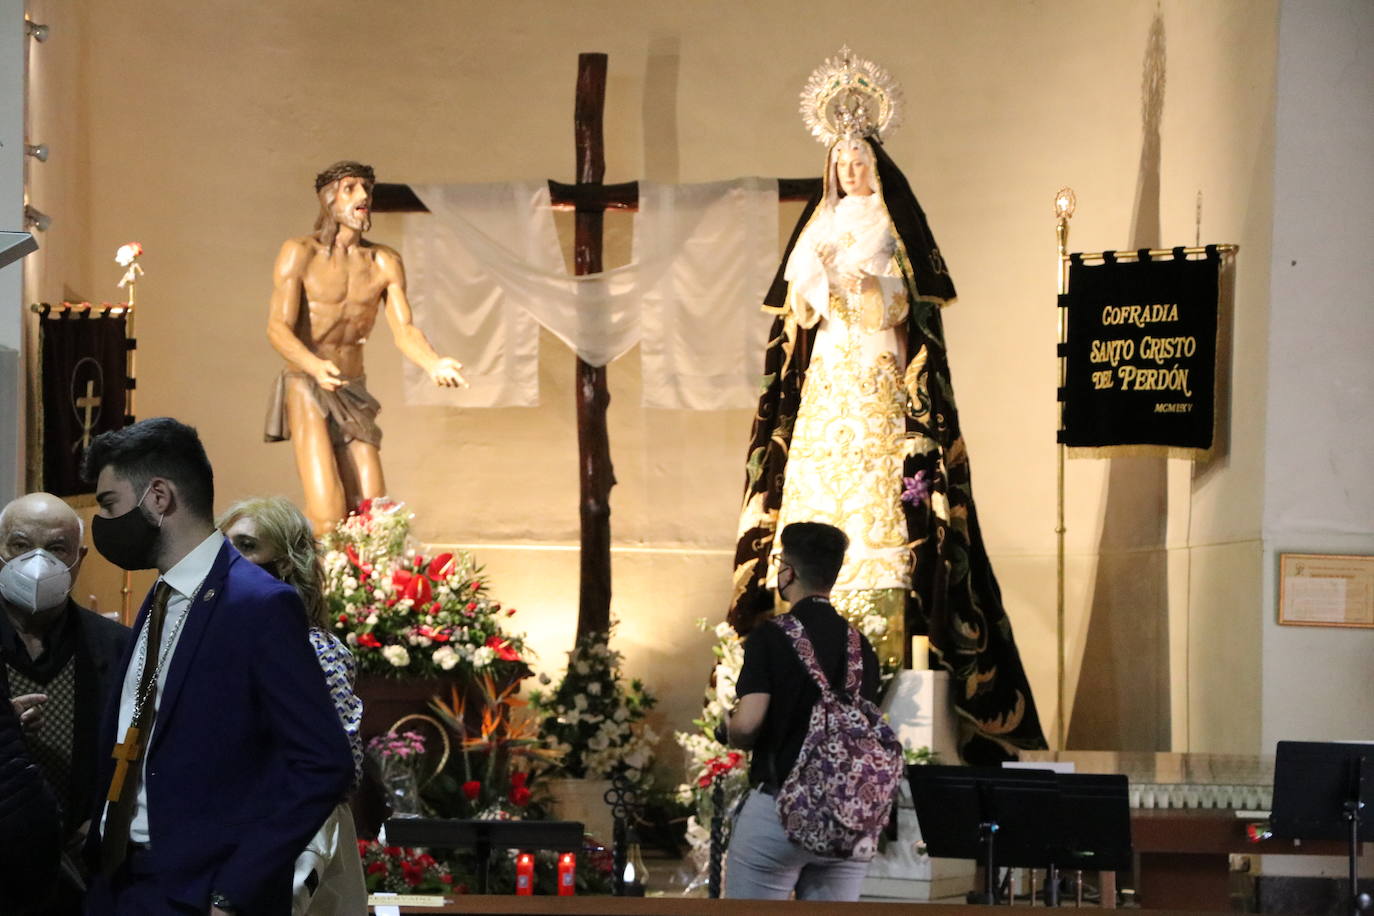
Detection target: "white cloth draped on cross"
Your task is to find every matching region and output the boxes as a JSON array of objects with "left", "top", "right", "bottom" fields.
[{"left": 401, "top": 179, "right": 779, "bottom": 409}]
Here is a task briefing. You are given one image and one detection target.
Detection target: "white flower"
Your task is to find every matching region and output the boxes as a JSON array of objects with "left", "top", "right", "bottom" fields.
[
  {"left": 472, "top": 646, "right": 495, "bottom": 667},
  {"left": 433, "top": 646, "right": 460, "bottom": 671},
  {"left": 574, "top": 661, "right": 591, "bottom": 676},
  {"left": 382, "top": 645, "right": 410, "bottom": 667},
  {"left": 114, "top": 243, "right": 142, "bottom": 266},
  {"left": 861, "top": 614, "right": 888, "bottom": 638},
  {"left": 572, "top": 694, "right": 588, "bottom": 711},
  {"left": 586, "top": 681, "right": 602, "bottom": 696},
  {"left": 345, "top": 632, "right": 358, "bottom": 646},
  {"left": 365, "top": 613, "right": 379, "bottom": 626}
]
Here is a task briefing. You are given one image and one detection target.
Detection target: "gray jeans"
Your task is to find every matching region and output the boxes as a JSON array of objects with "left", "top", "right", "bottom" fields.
[{"left": 723, "top": 789, "right": 872, "bottom": 900}]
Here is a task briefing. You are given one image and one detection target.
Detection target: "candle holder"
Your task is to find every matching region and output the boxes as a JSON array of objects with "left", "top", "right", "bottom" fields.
[{"left": 605, "top": 772, "right": 649, "bottom": 896}]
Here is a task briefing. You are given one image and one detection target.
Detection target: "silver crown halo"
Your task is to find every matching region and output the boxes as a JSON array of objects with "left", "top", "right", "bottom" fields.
[{"left": 800, "top": 46, "right": 904, "bottom": 147}]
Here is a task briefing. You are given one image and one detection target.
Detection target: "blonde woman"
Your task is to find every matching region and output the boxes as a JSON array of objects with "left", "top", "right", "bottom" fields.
[{"left": 219, "top": 497, "right": 366, "bottom": 915}]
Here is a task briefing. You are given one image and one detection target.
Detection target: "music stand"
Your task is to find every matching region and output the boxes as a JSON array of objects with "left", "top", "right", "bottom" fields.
[
  {"left": 1055, "top": 773, "right": 1133, "bottom": 873},
  {"left": 383, "top": 817, "right": 584, "bottom": 893},
  {"left": 910, "top": 766, "right": 1133, "bottom": 906},
  {"left": 1271, "top": 741, "right": 1374, "bottom": 915},
  {"left": 909, "top": 765, "right": 1060, "bottom": 904}
]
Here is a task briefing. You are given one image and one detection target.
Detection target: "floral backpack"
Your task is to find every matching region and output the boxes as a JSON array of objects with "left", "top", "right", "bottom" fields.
[{"left": 772, "top": 613, "right": 905, "bottom": 860}]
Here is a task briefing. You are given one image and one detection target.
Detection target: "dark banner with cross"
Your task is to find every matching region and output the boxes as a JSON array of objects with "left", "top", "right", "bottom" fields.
[
  {"left": 37, "top": 305, "right": 133, "bottom": 497},
  {"left": 1058, "top": 247, "right": 1221, "bottom": 456}
]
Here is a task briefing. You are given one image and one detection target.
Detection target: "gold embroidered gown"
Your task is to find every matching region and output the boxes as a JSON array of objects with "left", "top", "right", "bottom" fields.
[{"left": 771, "top": 193, "right": 910, "bottom": 662}]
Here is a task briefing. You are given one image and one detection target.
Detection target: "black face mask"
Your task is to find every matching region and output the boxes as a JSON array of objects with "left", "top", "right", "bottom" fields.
[{"left": 92, "top": 484, "right": 163, "bottom": 571}]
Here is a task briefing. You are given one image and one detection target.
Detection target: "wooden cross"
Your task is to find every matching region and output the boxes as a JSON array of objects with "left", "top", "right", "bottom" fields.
[
  {"left": 74, "top": 379, "right": 101, "bottom": 451},
  {"left": 372, "top": 53, "right": 819, "bottom": 643},
  {"left": 106, "top": 725, "right": 142, "bottom": 803}
]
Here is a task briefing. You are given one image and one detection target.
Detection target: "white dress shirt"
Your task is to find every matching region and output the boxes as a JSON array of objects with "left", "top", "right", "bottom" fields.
[{"left": 103, "top": 530, "right": 224, "bottom": 844}]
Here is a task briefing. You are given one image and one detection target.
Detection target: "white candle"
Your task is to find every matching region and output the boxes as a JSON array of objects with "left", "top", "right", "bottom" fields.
[{"left": 910, "top": 635, "right": 930, "bottom": 671}]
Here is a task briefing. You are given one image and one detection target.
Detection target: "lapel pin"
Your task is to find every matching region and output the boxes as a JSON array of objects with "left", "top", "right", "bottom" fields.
[{"left": 202, "top": 589, "right": 216, "bottom": 602}]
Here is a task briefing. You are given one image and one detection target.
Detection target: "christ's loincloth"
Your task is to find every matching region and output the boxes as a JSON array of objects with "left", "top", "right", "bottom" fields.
[{"left": 264, "top": 370, "right": 383, "bottom": 448}]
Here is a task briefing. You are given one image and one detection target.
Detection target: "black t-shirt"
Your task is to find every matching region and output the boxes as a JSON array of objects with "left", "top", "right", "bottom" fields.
[{"left": 735, "top": 596, "right": 880, "bottom": 786}]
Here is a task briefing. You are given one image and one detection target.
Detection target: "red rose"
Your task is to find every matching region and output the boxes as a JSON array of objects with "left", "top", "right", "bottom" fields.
[
  {"left": 357, "top": 498, "right": 374, "bottom": 516},
  {"left": 465, "top": 601, "right": 477, "bottom": 612},
  {"left": 428, "top": 601, "right": 442, "bottom": 616},
  {"left": 462, "top": 780, "right": 481, "bottom": 800},
  {"left": 337, "top": 614, "right": 348, "bottom": 624},
  {"left": 366, "top": 860, "right": 387, "bottom": 875},
  {"left": 441, "top": 875, "right": 454, "bottom": 886},
  {"left": 427, "top": 553, "right": 454, "bottom": 579},
  {"left": 510, "top": 771, "right": 528, "bottom": 788},
  {"left": 509, "top": 786, "right": 532, "bottom": 807}
]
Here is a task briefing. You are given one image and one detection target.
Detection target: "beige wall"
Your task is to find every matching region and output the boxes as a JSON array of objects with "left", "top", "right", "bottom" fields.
[{"left": 24, "top": 0, "right": 1287, "bottom": 771}]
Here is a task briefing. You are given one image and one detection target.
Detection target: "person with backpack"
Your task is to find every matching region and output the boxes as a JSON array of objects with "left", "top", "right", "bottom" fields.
[{"left": 723, "top": 522, "right": 902, "bottom": 900}]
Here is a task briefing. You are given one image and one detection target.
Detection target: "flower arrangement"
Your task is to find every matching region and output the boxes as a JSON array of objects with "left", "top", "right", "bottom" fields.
[
  {"left": 675, "top": 619, "right": 749, "bottom": 871},
  {"left": 323, "top": 499, "right": 528, "bottom": 679},
  {"left": 529, "top": 625, "right": 658, "bottom": 785},
  {"left": 424, "top": 675, "right": 559, "bottom": 820},
  {"left": 357, "top": 840, "right": 456, "bottom": 893},
  {"left": 367, "top": 729, "right": 434, "bottom": 815},
  {"left": 368, "top": 730, "right": 427, "bottom": 762}
]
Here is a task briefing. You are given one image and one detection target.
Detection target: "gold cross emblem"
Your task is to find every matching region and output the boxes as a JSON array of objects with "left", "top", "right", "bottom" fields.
[
  {"left": 107, "top": 725, "right": 142, "bottom": 803},
  {"left": 74, "top": 379, "right": 102, "bottom": 452}
]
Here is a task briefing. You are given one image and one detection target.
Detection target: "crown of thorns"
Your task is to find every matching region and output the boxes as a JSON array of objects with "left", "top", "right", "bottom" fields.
[{"left": 315, "top": 161, "right": 375, "bottom": 193}]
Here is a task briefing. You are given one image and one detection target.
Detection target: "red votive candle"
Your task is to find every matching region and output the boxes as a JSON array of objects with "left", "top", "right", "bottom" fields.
[
  {"left": 558, "top": 852, "right": 576, "bottom": 896},
  {"left": 515, "top": 852, "right": 534, "bottom": 895}
]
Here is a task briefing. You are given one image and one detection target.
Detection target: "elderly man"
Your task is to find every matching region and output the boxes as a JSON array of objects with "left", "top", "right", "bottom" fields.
[{"left": 0, "top": 492, "right": 130, "bottom": 910}]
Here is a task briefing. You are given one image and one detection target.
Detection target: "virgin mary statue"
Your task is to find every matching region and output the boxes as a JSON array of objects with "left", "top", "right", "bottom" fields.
[{"left": 728, "top": 49, "right": 1045, "bottom": 762}]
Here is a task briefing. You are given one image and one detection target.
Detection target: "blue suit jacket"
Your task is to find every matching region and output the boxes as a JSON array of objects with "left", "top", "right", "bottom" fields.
[{"left": 86, "top": 541, "right": 353, "bottom": 913}]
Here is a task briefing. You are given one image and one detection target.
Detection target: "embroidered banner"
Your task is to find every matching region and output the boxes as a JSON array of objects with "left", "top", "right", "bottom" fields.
[
  {"left": 38, "top": 306, "right": 131, "bottom": 496},
  {"left": 1059, "top": 247, "right": 1220, "bottom": 456}
]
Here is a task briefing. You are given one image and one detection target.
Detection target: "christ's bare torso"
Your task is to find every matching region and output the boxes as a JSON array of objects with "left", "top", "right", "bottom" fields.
[{"left": 290, "top": 236, "right": 396, "bottom": 378}]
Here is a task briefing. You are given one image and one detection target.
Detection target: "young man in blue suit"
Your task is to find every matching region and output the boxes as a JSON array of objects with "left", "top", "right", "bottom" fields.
[{"left": 81, "top": 417, "right": 354, "bottom": 914}]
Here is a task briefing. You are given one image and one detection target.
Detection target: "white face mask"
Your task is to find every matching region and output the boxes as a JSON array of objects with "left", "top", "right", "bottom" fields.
[{"left": 0, "top": 548, "right": 76, "bottom": 614}]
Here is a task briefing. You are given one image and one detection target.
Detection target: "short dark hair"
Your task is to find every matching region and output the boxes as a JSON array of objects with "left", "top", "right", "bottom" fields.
[
  {"left": 82, "top": 417, "right": 215, "bottom": 520},
  {"left": 779, "top": 522, "right": 849, "bottom": 592}
]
